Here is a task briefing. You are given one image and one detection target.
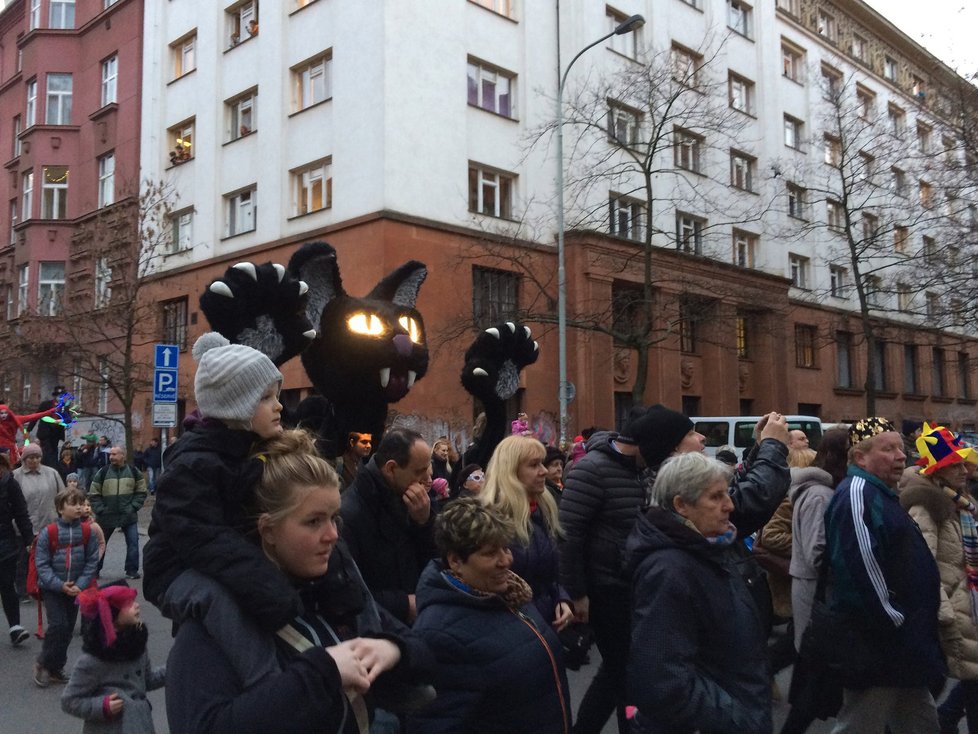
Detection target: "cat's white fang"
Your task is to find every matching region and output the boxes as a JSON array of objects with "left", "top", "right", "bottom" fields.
[
  {"left": 506, "top": 322, "right": 516, "bottom": 333},
  {"left": 298, "top": 280, "right": 309, "bottom": 296},
  {"left": 302, "top": 329, "right": 317, "bottom": 340},
  {"left": 524, "top": 326, "right": 532, "bottom": 338},
  {"left": 485, "top": 328, "right": 500, "bottom": 339},
  {"left": 209, "top": 282, "right": 234, "bottom": 298},
  {"left": 407, "top": 371, "right": 417, "bottom": 389},
  {"left": 533, "top": 341, "right": 539, "bottom": 352},
  {"left": 380, "top": 368, "right": 391, "bottom": 388},
  {"left": 272, "top": 264, "right": 286, "bottom": 282},
  {"left": 233, "top": 262, "right": 258, "bottom": 280},
  {"left": 473, "top": 368, "right": 489, "bottom": 377}
]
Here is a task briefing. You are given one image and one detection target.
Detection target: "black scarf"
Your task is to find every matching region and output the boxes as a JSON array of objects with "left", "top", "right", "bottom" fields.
[{"left": 81, "top": 622, "right": 149, "bottom": 663}]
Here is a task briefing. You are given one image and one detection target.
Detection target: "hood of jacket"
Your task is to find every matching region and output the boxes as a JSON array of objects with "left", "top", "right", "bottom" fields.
[
  {"left": 899, "top": 468, "right": 959, "bottom": 525},
  {"left": 623, "top": 507, "right": 723, "bottom": 580},
  {"left": 583, "top": 431, "right": 639, "bottom": 468},
  {"left": 788, "top": 465, "right": 835, "bottom": 504}
]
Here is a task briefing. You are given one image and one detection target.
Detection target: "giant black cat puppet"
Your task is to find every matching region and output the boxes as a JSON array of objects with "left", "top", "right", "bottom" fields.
[{"left": 199, "top": 241, "right": 538, "bottom": 460}]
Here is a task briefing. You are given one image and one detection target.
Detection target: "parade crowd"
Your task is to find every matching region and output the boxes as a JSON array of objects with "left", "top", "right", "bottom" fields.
[{"left": 2, "top": 335, "right": 976, "bottom": 733}]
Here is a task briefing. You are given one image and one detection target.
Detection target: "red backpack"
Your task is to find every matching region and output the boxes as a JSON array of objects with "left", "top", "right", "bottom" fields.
[{"left": 26, "top": 522, "right": 92, "bottom": 599}]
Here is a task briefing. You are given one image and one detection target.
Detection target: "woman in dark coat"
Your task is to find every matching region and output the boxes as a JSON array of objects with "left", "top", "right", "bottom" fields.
[
  {"left": 408, "top": 498, "right": 571, "bottom": 733},
  {"left": 625, "top": 451, "right": 772, "bottom": 734},
  {"left": 0, "top": 452, "right": 32, "bottom": 645}
]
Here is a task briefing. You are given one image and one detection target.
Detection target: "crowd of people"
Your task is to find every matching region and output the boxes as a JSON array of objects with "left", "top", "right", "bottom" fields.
[{"left": 5, "top": 333, "right": 978, "bottom": 733}]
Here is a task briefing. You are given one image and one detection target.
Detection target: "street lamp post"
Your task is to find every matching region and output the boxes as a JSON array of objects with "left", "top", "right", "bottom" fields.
[{"left": 556, "top": 14, "right": 645, "bottom": 450}]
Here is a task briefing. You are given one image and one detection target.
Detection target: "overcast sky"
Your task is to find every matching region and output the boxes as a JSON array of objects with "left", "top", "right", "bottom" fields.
[{"left": 864, "top": 0, "right": 978, "bottom": 76}]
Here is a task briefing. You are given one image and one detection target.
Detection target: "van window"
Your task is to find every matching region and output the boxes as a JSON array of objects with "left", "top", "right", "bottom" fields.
[
  {"left": 734, "top": 419, "right": 823, "bottom": 448},
  {"left": 695, "top": 422, "right": 731, "bottom": 448}
]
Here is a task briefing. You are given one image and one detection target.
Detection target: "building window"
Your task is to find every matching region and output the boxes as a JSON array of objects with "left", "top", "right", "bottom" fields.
[
  {"left": 896, "top": 282, "right": 911, "bottom": 311},
  {"left": 168, "top": 120, "right": 194, "bottom": 164},
  {"left": 871, "top": 339, "right": 887, "bottom": 390},
  {"left": 795, "top": 324, "right": 816, "bottom": 367},
  {"left": 826, "top": 199, "right": 843, "bottom": 230},
  {"left": 293, "top": 52, "right": 332, "bottom": 111},
  {"left": 41, "top": 166, "right": 68, "bottom": 219},
  {"left": 22, "top": 171, "right": 33, "bottom": 220},
  {"left": 29, "top": 0, "right": 40, "bottom": 29},
  {"left": 830, "top": 265, "right": 847, "bottom": 297},
  {"left": 49, "top": 0, "right": 74, "bottom": 29},
  {"left": 783, "top": 115, "right": 803, "bottom": 149},
  {"left": 37, "top": 261, "right": 64, "bottom": 317},
  {"left": 883, "top": 55, "right": 897, "bottom": 82},
  {"left": 727, "top": 0, "right": 752, "bottom": 37},
  {"left": 904, "top": 344, "right": 918, "bottom": 393},
  {"left": 227, "top": 89, "right": 256, "bottom": 140},
  {"left": 735, "top": 312, "right": 750, "bottom": 358},
  {"left": 17, "top": 264, "right": 28, "bottom": 316},
  {"left": 917, "top": 123, "right": 932, "bottom": 154},
  {"left": 856, "top": 86, "right": 874, "bottom": 120},
  {"left": 836, "top": 331, "right": 854, "bottom": 388},
  {"left": 94, "top": 257, "right": 111, "bottom": 309},
  {"left": 787, "top": 183, "right": 806, "bottom": 219},
  {"left": 101, "top": 55, "right": 118, "bottom": 106},
  {"left": 890, "top": 167, "right": 907, "bottom": 196},
  {"left": 226, "top": 0, "right": 259, "bottom": 48},
  {"left": 862, "top": 213, "right": 878, "bottom": 243},
  {"left": 851, "top": 33, "right": 867, "bottom": 62},
  {"left": 730, "top": 150, "right": 755, "bottom": 192},
  {"left": 45, "top": 73, "right": 72, "bottom": 125},
  {"left": 292, "top": 159, "right": 332, "bottom": 216},
  {"left": 679, "top": 297, "right": 698, "bottom": 353},
  {"left": 887, "top": 105, "right": 906, "bottom": 137},
  {"left": 894, "top": 225, "right": 908, "bottom": 252},
  {"left": 472, "top": 266, "right": 519, "bottom": 324},
  {"left": 820, "top": 65, "right": 841, "bottom": 100},
  {"left": 866, "top": 275, "right": 883, "bottom": 308},
  {"left": 471, "top": 0, "right": 514, "bottom": 18},
  {"left": 733, "top": 229, "right": 756, "bottom": 268},
  {"left": 922, "top": 235, "right": 937, "bottom": 263},
  {"left": 788, "top": 253, "right": 809, "bottom": 288},
  {"left": 674, "top": 128, "right": 703, "bottom": 172},
  {"left": 776, "top": 0, "right": 798, "bottom": 13},
  {"left": 96, "top": 153, "right": 115, "bottom": 208},
  {"left": 728, "top": 73, "right": 754, "bottom": 115},
  {"left": 926, "top": 291, "right": 939, "bottom": 319},
  {"left": 172, "top": 34, "right": 197, "bottom": 79},
  {"left": 823, "top": 135, "right": 840, "bottom": 165},
  {"left": 12, "top": 115, "right": 21, "bottom": 157},
  {"left": 608, "top": 101, "right": 641, "bottom": 145},
  {"left": 919, "top": 180, "right": 933, "bottom": 208},
  {"left": 97, "top": 358, "right": 109, "bottom": 414},
  {"left": 608, "top": 7, "right": 640, "bottom": 59},
  {"left": 4, "top": 284, "right": 12, "bottom": 320},
  {"left": 817, "top": 10, "right": 836, "bottom": 42},
  {"left": 609, "top": 194, "right": 645, "bottom": 241},
  {"left": 25, "top": 79, "right": 37, "bottom": 127},
  {"left": 781, "top": 42, "right": 803, "bottom": 82},
  {"left": 467, "top": 59, "right": 515, "bottom": 118},
  {"left": 671, "top": 45, "right": 701, "bottom": 87},
  {"left": 170, "top": 209, "right": 193, "bottom": 253},
  {"left": 468, "top": 164, "right": 514, "bottom": 219},
  {"left": 612, "top": 282, "right": 645, "bottom": 339},
  {"left": 676, "top": 213, "right": 704, "bottom": 254},
  {"left": 8, "top": 201, "right": 16, "bottom": 246},
  {"left": 933, "top": 347, "right": 946, "bottom": 397},
  {"left": 959, "top": 353, "right": 970, "bottom": 399},
  {"left": 162, "top": 298, "right": 188, "bottom": 351},
  {"left": 225, "top": 187, "right": 257, "bottom": 236}
]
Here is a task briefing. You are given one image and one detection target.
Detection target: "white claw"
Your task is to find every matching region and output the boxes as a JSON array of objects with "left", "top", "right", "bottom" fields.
[
  {"left": 533, "top": 341, "right": 539, "bottom": 352},
  {"left": 506, "top": 322, "right": 516, "bottom": 333},
  {"left": 272, "top": 263, "right": 286, "bottom": 282},
  {"left": 298, "top": 280, "right": 309, "bottom": 296},
  {"left": 233, "top": 262, "right": 258, "bottom": 281},
  {"left": 407, "top": 371, "right": 417, "bottom": 389},
  {"left": 209, "top": 282, "right": 234, "bottom": 298},
  {"left": 302, "top": 329, "right": 317, "bottom": 340},
  {"left": 379, "top": 367, "right": 391, "bottom": 389},
  {"left": 524, "top": 326, "right": 532, "bottom": 338},
  {"left": 473, "top": 368, "right": 489, "bottom": 377},
  {"left": 485, "top": 328, "right": 500, "bottom": 339}
]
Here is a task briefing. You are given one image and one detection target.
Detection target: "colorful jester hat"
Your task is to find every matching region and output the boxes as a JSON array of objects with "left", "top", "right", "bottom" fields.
[{"left": 915, "top": 422, "right": 978, "bottom": 475}]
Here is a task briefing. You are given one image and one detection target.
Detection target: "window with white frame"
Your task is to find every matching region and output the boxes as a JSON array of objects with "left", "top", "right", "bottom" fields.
[
  {"left": 894, "top": 225, "right": 908, "bottom": 252},
  {"left": 172, "top": 33, "right": 197, "bottom": 79},
  {"left": 97, "top": 153, "right": 114, "bottom": 208},
  {"left": 912, "top": 75, "right": 926, "bottom": 100},
  {"left": 21, "top": 171, "right": 33, "bottom": 220},
  {"left": 676, "top": 213, "right": 704, "bottom": 254},
  {"left": 609, "top": 194, "right": 645, "bottom": 242},
  {"left": 470, "top": 0, "right": 514, "bottom": 18},
  {"left": 674, "top": 128, "right": 703, "bottom": 172},
  {"left": 919, "top": 180, "right": 933, "bottom": 208},
  {"left": 943, "top": 135, "right": 958, "bottom": 165},
  {"left": 607, "top": 7, "right": 639, "bottom": 59},
  {"left": 70, "top": 373, "right": 82, "bottom": 410},
  {"left": 45, "top": 73, "right": 72, "bottom": 125},
  {"left": 41, "top": 166, "right": 68, "bottom": 219},
  {"left": 671, "top": 45, "right": 701, "bottom": 87},
  {"left": 168, "top": 120, "right": 194, "bottom": 164},
  {"left": 94, "top": 256, "right": 111, "bottom": 308},
  {"left": 727, "top": 0, "right": 751, "bottom": 37},
  {"left": 817, "top": 10, "right": 836, "bottom": 42},
  {"left": 856, "top": 85, "right": 874, "bottom": 120},
  {"left": 826, "top": 199, "right": 843, "bottom": 230},
  {"left": 49, "top": 0, "right": 74, "bottom": 29},
  {"left": 857, "top": 151, "right": 875, "bottom": 184},
  {"left": 608, "top": 101, "right": 641, "bottom": 145},
  {"left": 788, "top": 253, "right": 809, "bottom": 288},
  {"left": 225, "top": 186, "right": 257, "bottom": 236},
  {"left": 896, "top": 282, "right": 911, "bottom": 311},
  {"left": 820, "top": 65, "right": 841, "bottom": 101},
  {"left": 29, "top": 0, "right": 40, "bottom": 29},
  {"left": 25, "top": 79, "right": 37, "bottom": 127},
  {"left": 823, "top": 135, "right": 840, "bottom": 165},
  {"left": 293, "top": 52, "right": 331, "bottom": 112},
  {"left": 883, "top": 55, "right": 897, "bottom": 82},
  {"left": 888, "top": 104, "right": 905, "bottom": 135},
  {"left": 8, "top": 201, "right": 16, "bottom": 246},
  {"left": 728, "top": 73, "right": 754, "bottom": 115},
  {"left": 467, "top": 59, "right": 515, "bottom": 118},
  {"left": 730, "top": 150, "right": 755, "bottom": 192},
  {"left": 97, "top": 358, "right": 109, "bottom": 414},
  {"left": 851, "top": 33, "right": 867, "bottom": 61},
  {"left": 169, "top": 209, "right": 193, "bottom": 253},
  {"left": 830, "top": 265, "right": 847, "bottom": 297},
  {"left": 917, "top": 122, "right": 932, "bottom": 154},
  {"left": 101, "top": 55, "right": 118, "bottom": 106},
  {"left": 227, "top": 89, "right": 256, "bottom": 140},
  {"left": 468, "top": 164, "right": 514, "bottom": 219},
  {"left": 292, "top": 159, "right": 332, "bottom": 216},
  {"left": 37, "top": 261, "right": 64, "bottom": 317},
  {"left": 12, "top": 115, "right": 21, "bottom": 157},
  {"left": 20, "top": 371, "right": 31, "bottom": 404},
  {"left": 227, "top": 0, "right": 259, "bottom": 47},
  {"left": 923, "top": 235, "right": 937, "bottom": 262},
  {"left": 4, "top": 284, "right": 12, "bottom": 320},
  {"left": 783, "top": 114, "right": 802, "bottom": 149},
  {"left": 862, "top": 212, "right": 878, "bottom": 243},
  {"left": 787, "top": 183, "right": 806, "bottom": 219},
  {"left": 776, "top": 0, "right": 798, "bottom": 12},
  {"left": 781, "top": 42, "right": 803, "bottom": 82},
  {"left": 733, "top": 230, "right": 756, "bottom": 268},
  {"left": 17, "top": 264, "right": 28, "bottom": 316}
]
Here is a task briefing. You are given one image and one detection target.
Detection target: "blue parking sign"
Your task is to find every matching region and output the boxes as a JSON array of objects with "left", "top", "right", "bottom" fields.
[{"left": 154, "top": 369, "right": 178, "bottom": 402}]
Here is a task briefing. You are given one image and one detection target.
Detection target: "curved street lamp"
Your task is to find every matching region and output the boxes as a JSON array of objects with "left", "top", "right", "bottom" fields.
[{"left": 556, "top": 14, "right": 645, "bottom": 449}]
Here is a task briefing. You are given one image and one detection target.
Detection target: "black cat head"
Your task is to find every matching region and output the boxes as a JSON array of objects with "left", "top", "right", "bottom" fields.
[{"left": 288, "top": 241, "right": 429, "bottom": 407}]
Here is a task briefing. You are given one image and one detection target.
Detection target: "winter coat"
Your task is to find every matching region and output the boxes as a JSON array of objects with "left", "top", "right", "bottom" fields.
[
  {"left": 88, "top": 464, "right": 146, "bottom": 529},
  {"left": 787, "top": 465, "right": 836, "bottom": 649},
  {"left": 557, "top": 432, "right": 645, "bottom": 598},
  {"left": 0, "top": 471, "right": 32, "bottom": 561},
  {"left": 340, "top": 459, "right": 437, "bottom": 623},
  {"left": 142, "top": 444, "right": 162, "bottom": 471},
  {"left": 32, "top": 398, "right": 65, "bottom": 444},
  {"left": 757, "top": 496, "right": 793, "bottom": 618},
  {"left": 14, "top": 464, "right": 62, "bottom": 532},
  {"left": 142, "top": 422, "right": 300, "bottom": 632},
  {"left": 408, "top": 561, "right": 571, "bottom": 734},
  {"left": 509, "top": 507, "right": 570, "bottom": 623},
  {"left": 625, "top": 507, "right": 771, "bottom": 734},
  {"left": 35, "top": 518, "right": 100, "bottom": 592},
  {"left": 899, "top": 467, "right": 978, "bottom": 681},
  {"left": 61, "top": 650, "right": 165, "bottom": 734},
  {"left": 824, "top": 466, "right": 946, "bottom": 689}
]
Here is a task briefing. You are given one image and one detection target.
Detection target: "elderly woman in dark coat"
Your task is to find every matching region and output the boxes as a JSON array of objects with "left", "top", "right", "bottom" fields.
[
  {"left": 408, "top": 498, "right": 571, "bottom": 734},
  {"left": 625, "top": 451, "right": 772, "bottom": 734}
]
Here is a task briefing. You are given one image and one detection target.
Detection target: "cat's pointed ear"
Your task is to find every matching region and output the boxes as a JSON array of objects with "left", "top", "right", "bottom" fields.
[
  {"left": 289, "top": 241, "right": 345, "bottom": 325},
  {"left": 367, "top": 261, "right": 427, "bottom": 308}
]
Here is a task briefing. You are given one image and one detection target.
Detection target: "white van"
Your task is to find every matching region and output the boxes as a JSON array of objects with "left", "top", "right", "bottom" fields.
[{"left": 691, "top": 415, "right": 823, "bottom": 460}]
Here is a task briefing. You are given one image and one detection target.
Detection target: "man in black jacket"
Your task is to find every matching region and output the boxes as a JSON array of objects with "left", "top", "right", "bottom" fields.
[
  {"left": 29, "top": 386, "right": 65, "bottom": 469},
  {"left": 340, "top": 428, "right": 436, "bottom": 625}
]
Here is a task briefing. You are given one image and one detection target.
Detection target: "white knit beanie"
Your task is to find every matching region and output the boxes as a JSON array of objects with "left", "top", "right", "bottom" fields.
[{"left": 192, "top": 332, "right": 283, "bottom": 424}]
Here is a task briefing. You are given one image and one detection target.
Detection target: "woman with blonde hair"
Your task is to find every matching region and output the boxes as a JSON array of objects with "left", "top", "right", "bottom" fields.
[{"left": 482, "top": 435, "right": 574, "bottom": 631}]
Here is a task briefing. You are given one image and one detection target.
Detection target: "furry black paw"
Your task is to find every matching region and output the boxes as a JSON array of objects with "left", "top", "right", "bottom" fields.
[
  {"left": 199, "top": 262, "right": 317, "bottom": 366},
  {"left": 461, "top": 321, "right": 540, "bottom": 405}
]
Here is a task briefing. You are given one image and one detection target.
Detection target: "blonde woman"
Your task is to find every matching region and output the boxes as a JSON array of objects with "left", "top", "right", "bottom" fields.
[{"left": 482, "top": 435, "right": 574, "bottom": 630}]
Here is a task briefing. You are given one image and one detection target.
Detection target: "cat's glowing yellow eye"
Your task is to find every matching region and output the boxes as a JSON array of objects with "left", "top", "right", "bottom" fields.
[
  {"left": 347, "top": 312, "right": 385, "bottom": 337},
  {"left": 398, "top": 316, "right": 422, "bottom": 344}
]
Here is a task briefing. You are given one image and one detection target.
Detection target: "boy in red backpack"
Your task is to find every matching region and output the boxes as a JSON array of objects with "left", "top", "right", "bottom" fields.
[{"left": 32, "top": 487, "right": 99, "bottom": 687}]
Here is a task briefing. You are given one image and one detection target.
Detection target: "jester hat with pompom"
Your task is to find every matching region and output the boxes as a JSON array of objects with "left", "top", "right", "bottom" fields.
[{"left": 915, "top": 422, "right": 978, "bottom": 475}]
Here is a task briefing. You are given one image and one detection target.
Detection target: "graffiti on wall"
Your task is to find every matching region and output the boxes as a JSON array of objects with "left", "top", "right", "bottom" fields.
[{"left": 387, "top": 409, "right": 560, "bottom": 451}]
